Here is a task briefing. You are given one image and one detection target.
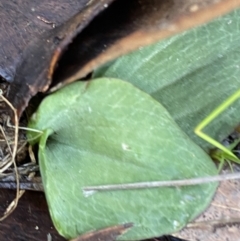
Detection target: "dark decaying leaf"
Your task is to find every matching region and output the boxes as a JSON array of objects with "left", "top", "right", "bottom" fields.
[
  {"left": 4, "top": 0, "right": 115, "bottom": 117},
  {"left": 4, "top": 0, "right": 240, "bottom": 117},
  {"left": 0, "top": 0, "right": 90, "bottom": 82},
  {"left": 52, "top": 0, "right": 240, "bottom": 88}
]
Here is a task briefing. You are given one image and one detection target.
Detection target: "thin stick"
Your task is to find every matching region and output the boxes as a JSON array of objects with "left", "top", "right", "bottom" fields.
[
  {"left": 0, "top": 164, "right": 39, "bottom": 179},
  {"left": 0, "top": 180, "right": 43, "bottom": 191},
  {"left": 211, "top": 202, "right": 240, "bottom": 212},
  {"left": 186, "top": 217, "right": 240, "bottom": 229},
  {"left": 82, "top": 172, "right": 240, "bottom": 193},
  {"left": 0, "top": 93, "right": 20, "bottom": 221}
]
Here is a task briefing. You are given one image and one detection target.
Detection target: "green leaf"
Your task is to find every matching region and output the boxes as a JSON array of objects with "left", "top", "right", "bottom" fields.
[
  {"left": 93, "top": 9, "right": 240, "bottom": 151},
  {"left": 29, "top": 79, "right": 217, "bottom": 240}
]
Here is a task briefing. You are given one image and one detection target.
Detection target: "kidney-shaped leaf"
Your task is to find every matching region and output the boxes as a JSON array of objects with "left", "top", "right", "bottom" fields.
[{"left": 28, "top": 79, "right": 217, "bottom": 240}]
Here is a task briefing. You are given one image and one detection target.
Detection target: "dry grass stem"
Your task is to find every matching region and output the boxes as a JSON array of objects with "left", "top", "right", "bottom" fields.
[
  {"left": 16, "top": 142, "right": 38, "bottom": 202},
  {"left": 0, "top": 155, "right": 10, "bottom": 169},
  {"left": 0, "top": 125, "right": 12, "bottom": 156},
  {"left": 0, "top": 92, "right": 20, "bottom": 221},
  {"left": 7, "top": 118, "right": 42, "bottom": 134}
]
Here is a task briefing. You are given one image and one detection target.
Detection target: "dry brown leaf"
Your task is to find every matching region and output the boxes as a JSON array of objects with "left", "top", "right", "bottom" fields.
[{"left": 70, "top": 223, "right": 133, "bottom": 241}]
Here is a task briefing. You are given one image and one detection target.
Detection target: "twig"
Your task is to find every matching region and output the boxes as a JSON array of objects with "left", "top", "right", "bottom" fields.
[
  {"left": 0, "top": 179, "right": 43, "bottom": 191},
  {"left": 186, "top": 217, "right": 240, "bottom": 230},
  {"left": 0, "top": 163, "right": 39, "bottom": 179},
  {"left": 211, "top": 202, "right": 240, "bottom": 212},
  {"left": 82, "top": 172, "right": 240, "bottom": 194}
]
